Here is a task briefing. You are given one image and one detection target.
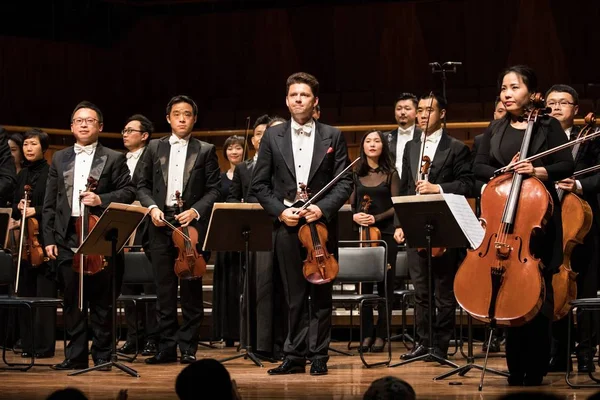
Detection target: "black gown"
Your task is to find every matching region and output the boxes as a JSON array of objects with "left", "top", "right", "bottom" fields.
[
  {"left": 350, "top": 169, "right": 400, "bottom": 340},
  {"left": 11, "top": 159, "right": 57, "bottom": 356},
  {"left": 474, "top": 115, "right": 574, "bottom": 384},
  {"left": 212, "top": 172, "right": 242, "bottom": 344}
]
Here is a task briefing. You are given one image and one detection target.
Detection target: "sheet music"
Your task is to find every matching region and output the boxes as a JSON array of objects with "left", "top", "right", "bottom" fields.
[{"left": 441, "top": 194, "right": 484, "bottom": 249}]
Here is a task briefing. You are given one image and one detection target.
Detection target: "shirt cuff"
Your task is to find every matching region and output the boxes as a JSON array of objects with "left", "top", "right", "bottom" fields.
[
  {"left": 575, "top": 180, "right": 583, "bottom": 195},
  {"left": 148, "top": 205, "right": 158, "bottom": 210},
  {"left": 191, "top": 208, "right": 200, "bottom": 220},
  {"left": 438, "top": 185, "right": 444, "bottom": 194}
]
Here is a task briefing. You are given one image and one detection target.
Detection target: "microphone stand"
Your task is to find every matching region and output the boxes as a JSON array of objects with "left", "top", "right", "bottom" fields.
[{"left": 430, "top": 61, "right": 462, "bottom": 129}]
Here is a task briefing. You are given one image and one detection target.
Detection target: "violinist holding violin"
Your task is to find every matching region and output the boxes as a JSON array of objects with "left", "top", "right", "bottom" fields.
[
  {"left": 350, "top": 130, "right": 402, "bottom": 353},
  {"left": 473, "top": 66, "right": 574, "bottom": 386},
  {"left": 10, "top": 129, "right": 56, "bottom": 359},
  {"left": 252, "top": 72, "right": 353, "bottom": 376},
  {"left": 43, "top": 101, "right": 136, "bottom": 371},
  {"left": 137, "top": 95, "right": 221, "bottom": 365},
  {"left": 397, "top": 93, "right": 474, "bottom": 362}
]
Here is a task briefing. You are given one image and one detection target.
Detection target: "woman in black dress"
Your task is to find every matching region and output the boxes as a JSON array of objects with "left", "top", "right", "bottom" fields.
[
  {"left": 212, "top": 135, "right": 245, "bottom": 346},
  {"left": 10, "top": 129, "right": 57, "bottom": 358},
  {"left": 350, "top": 130, "right": 402, "bottom": 353},
  {"left": 474, "top": 65, "right": 574, "bottom": 385}
]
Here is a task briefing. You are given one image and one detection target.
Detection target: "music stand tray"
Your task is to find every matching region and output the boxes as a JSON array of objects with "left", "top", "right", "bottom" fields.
[
  {"left": 203, "top": 203, "right": 272, "bottom": 367},
  {"left": 388, "top": 194, "right": 483, "bottom": 370},
  {"left": 69, "top": 202, "right": 149, "bottom": 377}
]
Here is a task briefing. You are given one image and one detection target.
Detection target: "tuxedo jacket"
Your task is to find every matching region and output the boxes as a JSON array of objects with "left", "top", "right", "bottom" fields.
[
  {"left": 252, "top": 120, "right": 353, "bottom": 224},
  {"left": 43, "top": 143, "right": 136, "bottom": 247},
  {"left": 0, "top": 132, "right": 17, "bottom": 206},
  {"left": 228, "top": 158, "right": 258, "bottom": 203},
  {"left": 571, "top": 126, "right": 600, "bottom": 229},
  {"left": 399, "top": 130, "right": 474, "bottom": 196},
  {"left": 386, "top": 126, "right": 422, "bottom": 166},
  {"left": 470, "top": 133, "right": 486, "bottom": 197},
  {"left": 136, "top": 135, "right": 221, "bottom": 232}
]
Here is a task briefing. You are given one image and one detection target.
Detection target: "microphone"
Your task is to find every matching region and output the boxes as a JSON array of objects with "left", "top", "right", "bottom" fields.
[
  {"left": 443, "top": 61, "right": 463, "bottom": 66},
  {"left": 428, "top": 62, "right": 440, "bottom": 67}
]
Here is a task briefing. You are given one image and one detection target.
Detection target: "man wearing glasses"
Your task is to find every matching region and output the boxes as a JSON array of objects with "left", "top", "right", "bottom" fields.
[
  {"left": 546, "top": 84, "right": 600, "bottom": 373},
  {"left": 43, "top": 101, "right": 135, "bottom": 371},
  {"left": 117, "top": 114, "right": 160, "bottom": 358}
]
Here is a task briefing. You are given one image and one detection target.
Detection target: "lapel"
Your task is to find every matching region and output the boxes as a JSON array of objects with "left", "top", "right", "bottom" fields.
[
  {"left": 528, "top": 118, "right": 547, "bottom": 157},
  {"left": 490, "top": 118, "right": 510, "bottom": 166},
  {"left": 132, "top": 147, "right": 146, "bottom": 178},
  {"left": 158, "top": 136, "right": 170, "bottom": 187},
  {"left": 413, "top": 127, "right": 422, "bottom": 141},
  {"left": 274, "top": 121, "right": 296, "bottom": 180},
  {"left": 428, "top": 132, "right": 451, "bottom": 183},
  {"left": 183, "top": 138, "right": 200, "bottom": 192},
  {"left": 88, "top": 143, "right": 108, "bottom": 183},
  {"left": 308, "top": 122, "right": 332, "bottom": 185},
  {"left": 62, "top": 147, "right": 76, "bottom": 210},
  {"left": 387, "top": 129, "right": 397, "bottom": 157},
  {"left": 410, "top": 138, "right": 421, "bottom": 186}
]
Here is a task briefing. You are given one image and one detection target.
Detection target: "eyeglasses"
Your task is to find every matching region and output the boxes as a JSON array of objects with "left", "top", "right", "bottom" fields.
[
  {"left": 72, "top": 117, "right": 99, "bottom": 125},
  {"left": 121, "top": 128, "right": 143, "bottom": 135},
  {"left": 547, "top": 101, "right": 575, "bottom": 108}
]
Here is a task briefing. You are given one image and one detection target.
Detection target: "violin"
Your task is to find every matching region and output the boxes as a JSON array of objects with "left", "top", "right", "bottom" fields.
[
  {"left": 358, "top": 195, "right": 381, "bottom": 247},
  {"left": 14, "top": 185, "right": 48, "bottom": 295},
  {"left": 73, "top": 177, "right": 106, "bottom": 310},
  {"left": 454, "top": 93, "right": 551, "bottom": 327},
  {"left": 552, "top": 112, "right": 596, "bottom": 320},
  {"left": 297, "top": 183, "right": 339, "bottom": 285},
  {"left": 171, "top": 190, "right": 206, "bottom": 280},
  {"left": 416, "top": 156, "right": 446, "bottom": 257}
]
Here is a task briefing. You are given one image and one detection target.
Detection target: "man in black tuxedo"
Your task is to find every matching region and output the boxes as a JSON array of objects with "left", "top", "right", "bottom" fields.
[
  {"left": 43, "top": 101, "right": 136, "bottom": 370},
  {"left": 0, "top": 126, "right": 17, "bottom": 206},
  {"left": 384, "top": 93, "right": 422, "bottom": 178},
  {"left": 252, "top": 72, "right": 353, "bottom": 375},
  {"left": 118, "top": 114, "right": 160, "bottom": 357},
  {"left": 395, "top": 93, "right": 473, "bottom": 361},
  {"left": 137, "top": 95, "right": 221, "bottom": 364},
  {"left": 546, "top": 85, "right": 600, "bottom": 372}
]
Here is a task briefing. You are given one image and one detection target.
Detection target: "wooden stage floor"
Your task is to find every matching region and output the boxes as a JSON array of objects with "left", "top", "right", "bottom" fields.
[{"left": 0, "top": 341, "right": 598, "bottom": 400}]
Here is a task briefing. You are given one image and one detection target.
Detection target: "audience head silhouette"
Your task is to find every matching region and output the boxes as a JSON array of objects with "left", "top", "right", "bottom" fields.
[
  {"left": 46, "top": 388, "right": 88, "bottom": 400},
  {"left": 176, "top": 358, "right": 239, "bottom": 400},
  {"left": 363, "top": 376, "right": 416, "bottom": 400}
]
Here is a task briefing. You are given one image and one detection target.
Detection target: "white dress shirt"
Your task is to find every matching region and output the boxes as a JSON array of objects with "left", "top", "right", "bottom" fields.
[
  {"left": 290, "top": 118, "right": 315, "bottom": 201},
  {"left": 126, "top": 147, "right": 144, "bottom": 177},
  {"left": 395, "top": 125, "right": 415, "bottom": 177},
  {"left": 71, "top": 142, "right": 98, "bottom": 217},
  {"left": 166, "top": 134, "right": 189, "bottom": 206}
]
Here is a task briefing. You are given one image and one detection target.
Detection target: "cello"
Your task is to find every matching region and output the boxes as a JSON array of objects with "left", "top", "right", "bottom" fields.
[
  {"left": 552, "top": 113, "right": 596, "bottom": 321},
  {"left": 454, "top": 94, "right": 551, "bottom": 328},
  {"left": 73, "top": 177, "right": 107, "bottom": 310}
]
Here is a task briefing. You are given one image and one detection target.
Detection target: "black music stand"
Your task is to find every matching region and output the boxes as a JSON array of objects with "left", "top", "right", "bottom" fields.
[
  {"left": 389, "top": 194, "right": 475, "bottom": 369},
  {"left": 203, "top": 203, "right": 273, "bottom": 367},
  {"left": 69, "top": 203, "right": 148, "bottom": 377}
]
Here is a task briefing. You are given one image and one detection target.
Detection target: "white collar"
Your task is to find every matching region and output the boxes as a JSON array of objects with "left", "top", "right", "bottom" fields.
[
  {"left": 565, "top": 126, "right": 573, "bottom": 139},
  {"left": 291, "top": 118, "right": 314, "bottom": 135},
  {"left": 398, "top": 125, "right": 414, "bottom": 135},
  {"left": 169, "top": 133, "right": 191, "bottom": 145},
  {"left": 127, "top": 147, "right": 144, "bottom": 159},
  {"left": 421, "top": 128, "right": 443, "bottom": 143}
]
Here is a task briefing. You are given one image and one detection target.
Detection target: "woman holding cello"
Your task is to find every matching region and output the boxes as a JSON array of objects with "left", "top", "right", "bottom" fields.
[
  {"left": 350, "top": 130, "right": 402, "bottom": 353},
  {"left": 472, "top": 65, "right": 574, "bottom": 386},
  {"left": 10, "top": 128, "right": 56, "bottom": 358}
]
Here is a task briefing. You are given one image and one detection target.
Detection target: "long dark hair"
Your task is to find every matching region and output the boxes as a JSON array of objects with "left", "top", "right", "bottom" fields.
[{"left": 354, "top": 130, "right": 395, "bottom": 177}]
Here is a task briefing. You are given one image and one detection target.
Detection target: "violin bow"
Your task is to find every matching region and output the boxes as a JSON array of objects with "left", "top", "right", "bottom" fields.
[{"left": 416, "top": 92, "right": 435, "bottom": 188}]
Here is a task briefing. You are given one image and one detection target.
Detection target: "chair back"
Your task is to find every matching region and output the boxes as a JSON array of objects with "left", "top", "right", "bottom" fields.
[
  {"left": 0, "top": 250, "right": 14, "bottom": 287},
  {"left": 336, "top": 243, "right": 386, "bottom": 284},
  {"left": 395, "top": 246, "right": 409, "bottom": 279},
  {"left": 122, "top": 252, "right": 154, "bottom": 284}
]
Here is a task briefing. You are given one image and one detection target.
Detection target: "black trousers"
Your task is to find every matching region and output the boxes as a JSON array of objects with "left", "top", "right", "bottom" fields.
[
  {"left": 407, "top": 247, "right": 459, "bottom": 353},
  {"left": 149, "top": 223, "right": 204, "bottom": 354},
  {"left": 551, "top": 225, "right": 599, "bottom": 359},
  {"left": 274, "top": 223, "right": 332, "bottom": 362},
  {"left": 18, "top": 261, "right": 57, "bottom": 354},
  {"left": 360, "top": 233, "right": 398, "bottom": 339},
  {"left": 56, "top": 220, "right": 118, "bottom": 363}
]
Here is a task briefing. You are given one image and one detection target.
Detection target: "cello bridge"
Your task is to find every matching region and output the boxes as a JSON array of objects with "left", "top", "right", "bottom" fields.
[{"left": 494, "top": 242, "right": 511, "bottom": 260}]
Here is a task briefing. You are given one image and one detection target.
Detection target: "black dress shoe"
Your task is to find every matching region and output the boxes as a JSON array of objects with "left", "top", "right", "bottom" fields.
[
  {"left": 145, "top": 350, "right": 177, "bottom": 365},
  {"left": 523, "top": 374, "right": 544, "bottom": 386},
  {"left": 371, "top": 337, "right": 386, "bottom": 353},
  {"left": 400, "top": 344, "right": 428, "bottom": 360},
  {"left": 141, "top": 341, "right": 158, "bottom": 356},
  {"left": 507, "top": 373, "right": 524, "bottom": 386},
  {"left": 180, "top": 350, "right": 196, "bottom": 364},
  {"left": 117, "top": 341, "right": 137, "bottom": 355},
  {"left": 578, "top": 353, "right": 596, "bottom": 373},
  {"left": 359, "top": 337, "right": 373, "bottom": 353},
  {"left": 267, "top": 358, "right": 305, "bottom": 375},
  {"left": 309, "top": 359, "right": 328, "bottom": 376},
  {"left": 93, "top": 358, "right": 112, "bottom": 371},
  {"left": 51, "top": 359, "right": 88, "bottom": 370}
]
